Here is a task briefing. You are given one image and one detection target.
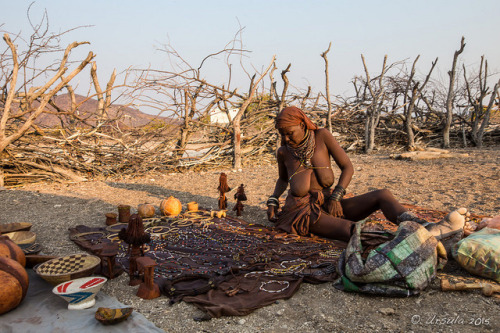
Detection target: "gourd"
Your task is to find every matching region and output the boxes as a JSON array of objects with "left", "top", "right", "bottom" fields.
[
  {"left": 137, "top": 203, "right": 156, "bottom": 218},
  {"left": 0, "top": 235, "right": 26, "bottom": 267},
  {"left": 0, "top": 256, "right": 29, "bottom": 314},
  {"left": 159, "top": 196, "right": 182, "bottom": 216},
  {"left": 186, "top": 202, "right": 198, "bottom": 212}
]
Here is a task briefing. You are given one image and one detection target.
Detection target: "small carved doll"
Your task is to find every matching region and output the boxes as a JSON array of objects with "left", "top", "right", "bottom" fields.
[
  {"left": 233, "top": 184, "right": 247, "bottom": 216},
  {"left": 218, "top": 172, "right": 231, "bottom": 210}
]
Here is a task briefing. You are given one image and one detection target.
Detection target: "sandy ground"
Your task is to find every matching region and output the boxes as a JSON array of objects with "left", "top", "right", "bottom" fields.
[{"left": 1, "top": 147, "right": 499, "bottom": 332}]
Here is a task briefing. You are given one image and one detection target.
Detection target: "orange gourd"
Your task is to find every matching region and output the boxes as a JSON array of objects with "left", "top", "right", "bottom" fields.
[
  {"left": 137, "top": 204, "right": 156, "bottom": 218},
  {"left": 0, "top": 235, "right": 26, "bottom": 267},
  {"left": 0, "top": 256, "right": 29, "bottom": 314},
  {"left": 187, "top": 202, "right": 198, "bottom": 212},
  {"left": 159, "top": 196, "right": 182, "bottom": 216}
]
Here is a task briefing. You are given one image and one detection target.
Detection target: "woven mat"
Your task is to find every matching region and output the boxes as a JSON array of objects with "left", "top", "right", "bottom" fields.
[{"left": 68, "top": 205, "right": 494, "bottom": 318}]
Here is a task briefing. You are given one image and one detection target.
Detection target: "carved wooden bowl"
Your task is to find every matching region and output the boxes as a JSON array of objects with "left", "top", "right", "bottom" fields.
[
  {"left": 4, "top": 231, "right": 36, "bottom": 245},
  {"left": 0, "top": 222, "right": 32, "bottom": 234}
]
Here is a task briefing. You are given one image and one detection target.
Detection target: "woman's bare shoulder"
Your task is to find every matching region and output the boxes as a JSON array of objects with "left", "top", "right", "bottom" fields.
[
  {"left": 277, "top": 146, "right": 287, "bottom": 157},
  {"left": 314, "top": 128, "right": 335, "bottom": 141}
]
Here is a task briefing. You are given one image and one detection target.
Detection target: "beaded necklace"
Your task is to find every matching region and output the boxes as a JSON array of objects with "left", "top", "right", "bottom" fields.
[
  {"left": 286, "top": 129, "right": 315, "bottom": 167},
  {"left": 285, "top": 129, "right": 333, "bottom": 181}
]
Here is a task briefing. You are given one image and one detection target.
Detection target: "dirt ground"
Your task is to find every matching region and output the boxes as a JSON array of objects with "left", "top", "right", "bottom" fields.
[{"left": 1, "top": 147, "right": 499, "bottom": 332}]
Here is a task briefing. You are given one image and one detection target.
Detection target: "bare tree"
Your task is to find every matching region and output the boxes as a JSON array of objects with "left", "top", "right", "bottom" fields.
[
  {"left": 321, "top": 42, "right": 333, "bottom": 132},
  {"left": 463, "top": 56, "right": 500, "bottom": 147},
  {"left": 232, "top": 55, "right": 276, "bottom": 169},
  {"left": 403, "top": 56, "right": 438, "bottom": 150},
  {"left": 361, "top": 54, "right": 388, "bottom": 153},
  {"left": 0, "top": 33, "right": 94, "bottom": 153},
  {"left": 443, "top": 37, "right": 465, "bottom": 148},
  {"left": 90, "top": 61, "right": 117, "bottom": 123},
  {"left": 278, "top": 63, "right": 291, "bottom": 112}
]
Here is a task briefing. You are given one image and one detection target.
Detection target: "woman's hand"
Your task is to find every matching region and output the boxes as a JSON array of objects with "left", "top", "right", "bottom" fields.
[
  {"left": 325, "top": 199, "right": 344, "bottom": 218},
  {"left": 267, "top": 205, "right": 279, "bottom": 223}
]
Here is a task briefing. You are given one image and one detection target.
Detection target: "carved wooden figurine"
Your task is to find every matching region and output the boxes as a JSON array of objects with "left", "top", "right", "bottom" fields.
[
  {"left": 136, "top": 256, "right": 161, "bottom": 299},
  {"left": 119, "top": 214, "right": 151, "bottom": 286},
  {"left": 233, "top": 184, "right": 247, "bottom": 216},
  {"left": 217, "top": 172, "right": 231, "bottom": 210},
  {"left": 93, "top": 243, "right": 123, "bottom": 279}
]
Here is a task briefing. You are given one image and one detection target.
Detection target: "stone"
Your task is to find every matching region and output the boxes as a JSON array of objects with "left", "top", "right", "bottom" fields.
[{"left": 379, "top": 307, "right": 395, "bottom": 315}]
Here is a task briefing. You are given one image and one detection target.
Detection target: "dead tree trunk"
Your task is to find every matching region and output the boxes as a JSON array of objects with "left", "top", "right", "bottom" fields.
[
  {"left": 403, "top": 56, "right": 419, "bottom": 150},
  {"left": 0, "top": 33, "right": 94, "bottom": 153},
  {"left": 278, "top": 63, "right": 291, "bottom": 112},
  {"left": 361, "top": 54, "right": 388, "bottom": 153},
  {"left": 91, "top": 61, "right": 117, "bottom": 125},
  {"left": 474, "top": 83, "right": 500, "bottom": 147},
  {"left": 269, "top": 61, "right": 277, "bottom": 101},
  {"left": 404, "top": 56, "right": 437, "bottom": 150},
  {"left": 321, "top": 42, "right": 333, "bottom": 132},
  {"left": 443, "top": 37, "right": 465, "bottom": 148},
  {"left": 232, "top": 55, "right": 275, "bottom": 169},
  {"left": 175, "top": 86, "right": 202, "bottom": 157},
  {"left": 464, "top": 56, "right": 500, "bottom": 147}
]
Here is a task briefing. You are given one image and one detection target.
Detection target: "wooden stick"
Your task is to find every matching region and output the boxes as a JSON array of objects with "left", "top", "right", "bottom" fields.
[{"left": 441, "top": 278, "right": 500, "bottom": 296}]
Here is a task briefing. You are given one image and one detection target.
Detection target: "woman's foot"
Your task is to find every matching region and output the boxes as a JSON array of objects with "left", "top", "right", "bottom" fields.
[{"left": 425, "top": 207, "right": 467, "bottom": 240}]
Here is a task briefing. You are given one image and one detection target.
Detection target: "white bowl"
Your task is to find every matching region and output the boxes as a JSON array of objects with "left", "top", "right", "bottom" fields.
[{"left": 52, "top": 276, "right": 107, "bottom": 310}]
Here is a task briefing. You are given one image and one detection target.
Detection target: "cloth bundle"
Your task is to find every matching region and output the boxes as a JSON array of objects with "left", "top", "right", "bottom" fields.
[
  {"left": 335, "top": 220, "right": 447, "bottom": 296},
  {"left": 452, "top": 227, "right": 500, "bottom": 282}
]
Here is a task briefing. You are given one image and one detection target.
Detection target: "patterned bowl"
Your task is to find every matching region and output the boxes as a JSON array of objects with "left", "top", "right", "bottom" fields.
[
  {"left": 34, "top": 253, "right": 101, "bottom": 285},
  {"left": 53, "top": 276, "right": 107, "bottom": 310}
]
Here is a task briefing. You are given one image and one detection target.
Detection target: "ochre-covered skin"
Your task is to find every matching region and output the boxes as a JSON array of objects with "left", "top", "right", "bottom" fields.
[
  {"left": 0, "top": 235, "right": 26, "bottom": 267},
  {"left": 0, "top": 256, "right": 29, "bottom": 314}
]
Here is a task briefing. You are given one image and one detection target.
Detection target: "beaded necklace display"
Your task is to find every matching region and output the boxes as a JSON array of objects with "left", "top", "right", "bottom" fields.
[{"left": 70, "top": 212, "right": 343, "bottom": 292}]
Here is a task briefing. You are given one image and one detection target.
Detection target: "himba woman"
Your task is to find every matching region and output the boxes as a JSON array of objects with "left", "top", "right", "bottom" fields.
[{"left": 266, "top": 106, "right": 467, "bottom": 243}]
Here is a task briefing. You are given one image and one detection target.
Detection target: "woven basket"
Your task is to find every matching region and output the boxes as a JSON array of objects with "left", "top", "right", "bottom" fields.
[
  {"left": 0, "top": 222, "right": 32, "bottom": 234},
  {"left": 4, "top": 231, "right": 36, "bottom": 245},
  {"left": 34, "top": 253, "right": 101, "bottom": 285}
]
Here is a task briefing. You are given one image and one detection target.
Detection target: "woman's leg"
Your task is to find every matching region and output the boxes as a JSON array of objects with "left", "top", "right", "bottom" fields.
[
  {"left": 309, "top": 214, "right": 354, "bottom": 242},
  {"left": 340, "top": 189, "right": 406, "bottom": 223}
]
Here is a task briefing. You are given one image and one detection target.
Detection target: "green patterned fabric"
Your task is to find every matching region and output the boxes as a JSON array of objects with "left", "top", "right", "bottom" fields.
[
  {"left": 452, "top": 228, "right": 500, "bottom": 282},
  {"left": 335, "top": 220, "right": 446, "bottom": 296}
]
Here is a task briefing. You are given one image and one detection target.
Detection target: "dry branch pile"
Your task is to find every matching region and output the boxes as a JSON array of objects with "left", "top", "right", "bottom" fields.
[
  {"left": 1, "top": 24, "right": 499, "bottom": 187},
  {"left": 3, "top": 100, "right": 498, "bottom": 187}
]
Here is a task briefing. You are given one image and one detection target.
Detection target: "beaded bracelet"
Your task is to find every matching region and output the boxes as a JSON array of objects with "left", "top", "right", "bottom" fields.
[
  {"left": 329, "top": 185, "right": 346, "bottom": 202},
  {"left": 266, "top": 196, "right": 279, "bottom": 207}
]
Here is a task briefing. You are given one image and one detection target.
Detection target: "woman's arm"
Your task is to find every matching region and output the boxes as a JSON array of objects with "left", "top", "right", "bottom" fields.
[
  {"left": 319, "top": 129, "right": 353, "bottom": 217},
  {"left": 320, "top": 128, "right": 353, "bottom": 189},
  {"left": 267, "top": 147, "right": 288, "bottom": 222},
  {"left": 272, "top": 148, "right": 289, "bottom": 197}
]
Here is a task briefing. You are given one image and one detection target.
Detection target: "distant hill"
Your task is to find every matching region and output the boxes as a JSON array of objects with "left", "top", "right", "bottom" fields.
[{"left": 31, "top": 93, "right": 177, "bottom": 128}]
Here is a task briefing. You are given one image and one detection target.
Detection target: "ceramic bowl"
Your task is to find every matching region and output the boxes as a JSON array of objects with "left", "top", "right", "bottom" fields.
[{"left": 53, "top": 276, "right": 107, "bottom": 310}]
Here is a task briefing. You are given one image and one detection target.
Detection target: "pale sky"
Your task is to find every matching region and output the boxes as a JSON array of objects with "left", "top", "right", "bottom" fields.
[{"left": 2, "top": 0, "right": 500, "bottom": 102}]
